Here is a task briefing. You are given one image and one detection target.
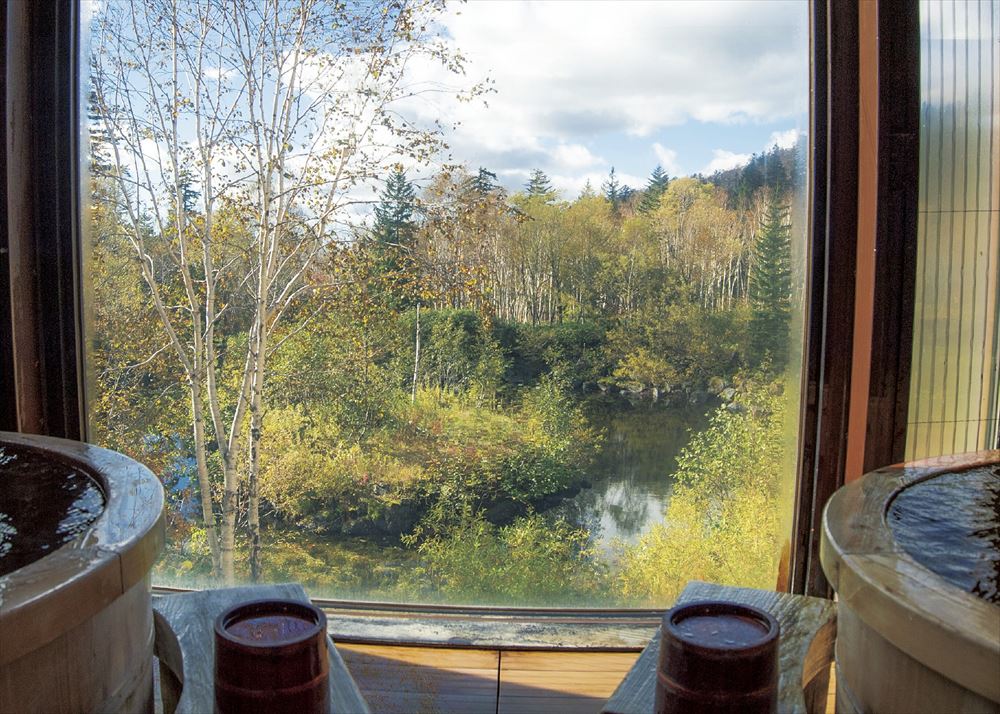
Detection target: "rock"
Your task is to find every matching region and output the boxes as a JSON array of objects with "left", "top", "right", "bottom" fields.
[
  {"left": 484, "top": 499, "right": 524, "bottom": 525},
  {"left": 720, "top": 387, "right": 737, "bottom": 402},
  {"left": 688, "top": 390, "right": 710, "bottom": 405}
]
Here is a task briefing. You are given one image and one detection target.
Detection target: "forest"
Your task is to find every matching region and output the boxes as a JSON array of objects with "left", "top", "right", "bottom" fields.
[{"left": 87, "top": 0, "right": 803, "bottom": 606}]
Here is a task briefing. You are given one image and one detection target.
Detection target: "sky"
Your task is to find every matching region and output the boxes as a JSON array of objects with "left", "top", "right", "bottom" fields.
[
  {"left": 402, "top": 0, "right": 811, "bottom": 199},
  {"left": 85, "top": 0, "right": 813, "bottom": 218}
]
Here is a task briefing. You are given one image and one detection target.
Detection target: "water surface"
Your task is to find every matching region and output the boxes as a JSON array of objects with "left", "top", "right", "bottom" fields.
[
  {"left": 887, "top": 466, "right": 1000, "bottom": 605},
  {"left": 0, "top": 444, "right": 105, "bottom": 577},
  {"left": 554, "top": 396, "right": 713, "bottom": 555}
]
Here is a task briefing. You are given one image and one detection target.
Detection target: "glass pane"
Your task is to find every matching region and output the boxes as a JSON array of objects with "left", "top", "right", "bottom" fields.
[
  {"left": 84, "top": 0, "right": 810, "bottom": 605},
  {"left": 906, "top": 0, "right": 1000, "bottom": 459}
]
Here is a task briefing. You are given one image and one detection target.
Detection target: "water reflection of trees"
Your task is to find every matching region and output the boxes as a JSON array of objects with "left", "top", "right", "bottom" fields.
[{"left": 553, "top": 399, "right": 712, "bottom": 547}]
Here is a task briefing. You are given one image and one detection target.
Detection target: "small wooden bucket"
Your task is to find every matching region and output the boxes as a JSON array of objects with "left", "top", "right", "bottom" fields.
[
  {"left": 656, "top": 600, "right": 779, "bottom": 714},
  {"left": 214, "top": 599, "right": 329, "bottom": 714}
]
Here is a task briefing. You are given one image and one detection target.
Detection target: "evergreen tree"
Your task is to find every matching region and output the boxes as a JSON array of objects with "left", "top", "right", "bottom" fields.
[
  {"left": 371, "top": 169, "right": 418, "bottom": 306},
  {"left": 87, "top": 90, "right": 114, "bottom": 177},
  {"left": 638, "top": 165, "right": 669, "bottom": 213},
  {"left": 749, "top": 200, "right": 793, "bottom": 372},
  {"left": 602, "top": 167, "right": 634, "bottom": 216},
  {"left": 525, "top": 169, "right": 555, "bottom": 200},
  {"left": 176, "top": 168, "right": 200, "bottom": 214},
  {"left": 471, "top": 167, "right": 499, "bottom": 195},
  {"left": 736, "top": 153, "right": 764, "bottom": 208},
  {"left": 602, "top": 166, "right": 621, "bottom": 205},
  {"left": 758, "top": 146, "right": 789, "bottom": 197},
  {"left": 373, "top": 168, "right": 417, "bottom": 252}
]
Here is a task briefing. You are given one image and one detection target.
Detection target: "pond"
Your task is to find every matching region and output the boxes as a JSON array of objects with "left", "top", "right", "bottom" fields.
[{"left": 554, "top": 396, "right": 715, "bottom": 558}]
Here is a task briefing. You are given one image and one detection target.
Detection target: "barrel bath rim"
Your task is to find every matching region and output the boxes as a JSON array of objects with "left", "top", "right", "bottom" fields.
[
  {"left": 820, "top": 449, "right": 1000, "bottom": 711},
  {"left": 0, "top": 431, "right": 165, "bottom": 714}
]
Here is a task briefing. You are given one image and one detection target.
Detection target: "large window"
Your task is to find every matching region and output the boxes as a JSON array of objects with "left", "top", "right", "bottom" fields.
[{"left": 84, "top": 0, "right": 810, "bottom": 605}]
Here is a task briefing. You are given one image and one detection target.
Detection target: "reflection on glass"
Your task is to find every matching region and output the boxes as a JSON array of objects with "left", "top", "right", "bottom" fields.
[
  {"left": 84, "top": 0, "right": 809, "bottom": 605},
  {"left": 906, "top": 0, "right": 1000, "bottom": 458}
]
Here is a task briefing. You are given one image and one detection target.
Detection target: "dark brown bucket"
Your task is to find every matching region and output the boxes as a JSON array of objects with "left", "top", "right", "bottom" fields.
[
  {"left": 214, "top": 599, "right": 329, "bottom": 714},
  {"left": 655, "top": 600, "right": 779, "bottom": 714}
]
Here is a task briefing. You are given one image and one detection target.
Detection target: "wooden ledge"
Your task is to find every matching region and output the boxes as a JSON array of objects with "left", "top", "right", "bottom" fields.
[{"left": 154, "top": 586, "right": 664, "bottom": 650}]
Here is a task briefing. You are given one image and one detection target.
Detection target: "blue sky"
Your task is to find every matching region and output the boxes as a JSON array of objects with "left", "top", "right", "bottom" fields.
[{"left": 404, "top": 0, "right": 811, "bottom": 198}]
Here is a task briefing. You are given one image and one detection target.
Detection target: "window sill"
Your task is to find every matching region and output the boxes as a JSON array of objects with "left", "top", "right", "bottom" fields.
[{"left": 153, "top": 586, "right": 661, "bottom": 650}]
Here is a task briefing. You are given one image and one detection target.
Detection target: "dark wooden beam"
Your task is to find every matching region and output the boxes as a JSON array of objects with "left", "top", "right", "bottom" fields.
[
  {"left": 790, "top": 0, "right": 860, "bottom": 598},
  {"left": 0, "top": 1, "right": 15, "bottom": 432},
  {"left": 3, "top": 0, "right": 84, "bottom": 439},
  {"left": 862, "top": 1, "right": 920, "bottom": 471}
]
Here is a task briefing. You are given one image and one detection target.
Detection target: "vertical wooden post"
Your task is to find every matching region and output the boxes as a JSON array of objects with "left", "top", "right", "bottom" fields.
[
  {"left": 860, "top": 0, "right": 919, "bottom": 474},
  {"left": 2, "top": 0, "right": 84, "bottom": 439},
  {"left": 790, "top": 0, "right": 861, "bottom": 598},
  {"left": 845, "top": 0, "right": 880, "bottom": 483}
]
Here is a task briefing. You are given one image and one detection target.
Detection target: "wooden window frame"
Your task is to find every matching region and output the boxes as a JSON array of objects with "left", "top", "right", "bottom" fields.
[
  {"left": 1, "top": 0, "right": 923, "bottom": 601},
  {"left": 790, "top": 0, "right": 920, "bottom": 597},
  {"left": 2, "top": 0, "right": 85, "bottom": 440}
]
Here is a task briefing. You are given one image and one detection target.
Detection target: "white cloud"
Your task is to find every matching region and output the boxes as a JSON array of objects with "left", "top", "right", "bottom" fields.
[
  {"left": 702, "top": 128, "right": 803, "bottom": 175},
  {"left": 203, "top": 67, "right": 234, "bottom": 82},
  {"left": 396, "top": 0, "right": 809, "bottom": 196},
  {"left": 767, "top": 128, "right": 802, "bottom": 150},
  {"left": 702, "top": 149, "right": 752, "bottom": 174},
  {"left": 550, "top": 143, "right": 603, "bottom": 171},
  {"left": 652, "top": 143, "right": 683, "bottom": 176}
]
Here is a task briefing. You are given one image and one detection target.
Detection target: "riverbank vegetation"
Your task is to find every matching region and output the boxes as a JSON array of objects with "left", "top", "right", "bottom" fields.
[
  {"left": 87, "top": 0, "right": 802, "bottom": 606},
  {"left": 91, "top": 148, "right": 799, "bottom": 604}
]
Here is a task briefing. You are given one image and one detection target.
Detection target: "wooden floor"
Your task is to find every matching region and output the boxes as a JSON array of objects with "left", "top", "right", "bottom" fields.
[
  {"left": 338, "top": 643, "right": 641, "bottom": 714},
  {"left": 154, "top": 645, "right": 837, "bottom": 713}
]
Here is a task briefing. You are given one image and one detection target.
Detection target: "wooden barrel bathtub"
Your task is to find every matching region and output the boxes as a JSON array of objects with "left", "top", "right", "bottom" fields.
[
  {"left": 821, "top": 451, "right": 1000, "bottom": 714},
  {"left": 0, "top": 432, "right": 164, "bottom": 714}
]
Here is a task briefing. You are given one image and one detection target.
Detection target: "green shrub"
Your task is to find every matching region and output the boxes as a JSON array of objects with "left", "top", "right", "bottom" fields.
[
  {"left": 617, "top": 378, "right": 784, "bottom": 605},
  {"left": 259, "top": 382, "right": 599, "bottom": 532},
  {"left": 402, "top": 506, "right": 607, "bottom": 605}
]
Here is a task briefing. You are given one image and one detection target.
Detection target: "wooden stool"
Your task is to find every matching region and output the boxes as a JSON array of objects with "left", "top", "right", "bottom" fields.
[
  {"left": 602, "top": 581, "right": 837, "bottom": 714},
  {"left": 153, "top": 583, "right": 370, "bottom": 714}
]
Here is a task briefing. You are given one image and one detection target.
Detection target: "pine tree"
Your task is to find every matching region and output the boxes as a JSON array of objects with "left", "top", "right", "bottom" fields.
[
  {"left": 373, "top": 168, "right": 417, "bottom": 252},
  {"left": 525, "top": 169, "right": 555, "bottom": 200},
  {"left": 737, "top": 153, "right": 764, "bottom": 208},
  {"left": 87, "top": 90, "right": 115, "bottom": 177},
  {"left": 638, "top": 165, "right": 669, "bottom": 213},
  {"left": 471, "top": 167, "right": 499, "bottom": 195},
  {"left": 176, "top": 168, "right": 200, "bottom": 213},
  {"left": 371, "top": 169, "right": 418, "bottom": 306},
  {"left": 602, "top": 166, "right": 621, "bottom": 205},
  {"left": 749, "top": 200, "right": 793, "bottom": 372}
]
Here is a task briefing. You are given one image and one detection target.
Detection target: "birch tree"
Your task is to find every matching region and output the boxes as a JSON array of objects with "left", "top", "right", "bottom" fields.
[{"left": 91, "top": 0, "right": 473, "bottom": 582}]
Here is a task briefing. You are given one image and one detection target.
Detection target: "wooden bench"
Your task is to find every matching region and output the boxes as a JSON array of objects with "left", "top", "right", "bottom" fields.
[
  {"left": 601, "top": 581, "right": 837, "bottom": 714},
  {"left": 153, "top": 583, "right": 370, "bottom": 714}
]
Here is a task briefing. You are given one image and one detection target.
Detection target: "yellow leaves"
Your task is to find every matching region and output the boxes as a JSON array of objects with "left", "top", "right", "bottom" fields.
[{"left": 617, "top": 382, "right": 786, "bottom": 605}]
